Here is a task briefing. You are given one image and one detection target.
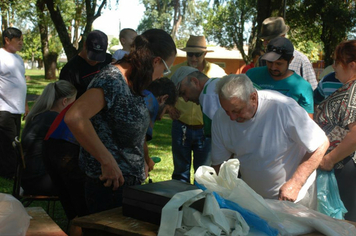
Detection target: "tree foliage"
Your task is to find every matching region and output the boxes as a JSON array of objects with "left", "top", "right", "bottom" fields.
[
  {"left": 204, "top": 0, "right": 257, "bottom": 63},
  {"left": 137, "top": 0, "right": 200, "bottom": 42},
  {"left": 287, "top": 0, "right": 356, "bottom": 66}
]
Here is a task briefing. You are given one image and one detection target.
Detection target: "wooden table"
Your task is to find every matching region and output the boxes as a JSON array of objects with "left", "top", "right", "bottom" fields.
[
  {"left": 26, "top": 207, "right": 67, "bottom": 236},
  {"left": 72, "top": 207, "right": 158, "bottom": 236},
  {"left": 72, "top": 207, "right": 356, "bottom": 236}
]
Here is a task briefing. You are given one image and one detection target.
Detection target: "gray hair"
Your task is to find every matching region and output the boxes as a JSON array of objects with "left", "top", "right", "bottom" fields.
[
  {"left": 215, "top": 74, "right": 255, "bottom": 102},
  {"left": 25, "top": 80, "right": 77, "bottom": 126}
]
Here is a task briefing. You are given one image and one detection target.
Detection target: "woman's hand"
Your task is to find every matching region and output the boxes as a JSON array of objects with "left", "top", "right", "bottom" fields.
[
  {"left": 319, "top": 154, "right": 334, "bottom": 171},
  {"left": 99, "top": 157, "right": 125, "bottom": 190}
]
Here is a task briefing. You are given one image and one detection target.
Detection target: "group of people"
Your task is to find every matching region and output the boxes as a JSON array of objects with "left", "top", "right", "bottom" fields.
[
  {"left": 168, "top": 16, "right": 356, "bottom": 222},
  {"left": 0, "top": 26, "right": 177, "bottom": 234},
  {"left": 1, "top": 14, "right": 356, "bottom": 233}
]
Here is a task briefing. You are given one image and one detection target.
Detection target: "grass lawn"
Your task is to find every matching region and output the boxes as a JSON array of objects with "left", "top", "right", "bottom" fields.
[{"left": 1, "top": 69, "right": 193, "bottom": 233}]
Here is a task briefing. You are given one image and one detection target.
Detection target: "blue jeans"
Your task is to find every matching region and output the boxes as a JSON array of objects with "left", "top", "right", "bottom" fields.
[{"left": 171, "top": 120, "right": 211, "bottom": 183}]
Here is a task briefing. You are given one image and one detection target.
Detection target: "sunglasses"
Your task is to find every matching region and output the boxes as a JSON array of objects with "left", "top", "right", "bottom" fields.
[
  {"left": 187, "top": 52, "right": 204, "bottom": 57},
  {"left": 161, "top": 58, "right": 171, "bottom": 76},
  {"left": 267, "top": 45, "right": 287, "bottom": 54}
]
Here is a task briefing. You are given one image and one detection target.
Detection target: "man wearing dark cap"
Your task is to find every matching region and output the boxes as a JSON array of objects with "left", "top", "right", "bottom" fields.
[
  {"left": 167, "top": 35, "right": 226, "bottom": 183},
  {"left": 59, "top": 30, "right": 112, "bottom": 98},
  {"left": 246, "top": 37, "right": 314, "bottom": 118},
  {"left": 258, "top": 17, "right": 318, "bottom": 90}
]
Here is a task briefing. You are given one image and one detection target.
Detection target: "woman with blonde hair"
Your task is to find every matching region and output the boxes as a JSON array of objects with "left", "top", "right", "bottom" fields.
[
  {"left": 315, "top": 39, "right": 356, "bottom": 221},
  {"left": 21, "top": 80, "right": 76, "bottom": 195}
]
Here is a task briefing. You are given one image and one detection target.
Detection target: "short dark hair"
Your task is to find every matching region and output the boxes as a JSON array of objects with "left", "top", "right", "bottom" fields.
[
  {"left": 2, "top": 27, "right": 22, "bottom": 46},
  {"left": 146, "top": 77, "right": 178, "bottom": 106}
]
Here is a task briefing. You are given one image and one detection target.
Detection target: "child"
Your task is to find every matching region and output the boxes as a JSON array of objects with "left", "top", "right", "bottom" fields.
[{"left": 112, "top": 28, "right": 137, "bottom": 63}]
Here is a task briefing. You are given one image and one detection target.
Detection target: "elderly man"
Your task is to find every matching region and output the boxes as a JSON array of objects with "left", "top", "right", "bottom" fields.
[
  {"left": 247, "top": 37, "right": 314, "bottom": 118},
  {"left": 258, "top": 17, "right": 318, "bottom": 90},
  {"left": 211, "top": 74, "right": 329, "bottom": 208},
  {"left": 168, "top": 35, "right": 226, "bottom": 183},
  {"left": 59, "top": 30, "right": 112, "bottom": 98},
  {"left": 171, "top": 66, "right": 221, "bottom": 138}
]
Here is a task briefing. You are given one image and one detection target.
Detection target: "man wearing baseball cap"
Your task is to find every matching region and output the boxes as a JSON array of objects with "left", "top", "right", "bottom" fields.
[
  {"left": 257, "top": 17, "right": 318, "bottom": 90},
  {"left": 167, "top": 35, "right": 226, "bottom": 183},
  {"left": 59, "top": 30, "right": 112, "bottom": 98},
  {"left": 246, "top": 37, "right": 314, "bottom": 118}
]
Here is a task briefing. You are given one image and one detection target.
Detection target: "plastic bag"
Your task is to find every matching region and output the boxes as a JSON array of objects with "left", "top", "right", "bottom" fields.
[
  {"left": 0, "top": 193, "right": 31, "bottom": 236},
  {"left": 158, "top": 189, "right": 250, "bottom": 236},
  {"left": 266, "top": 199, "right": 356, "bottom": 236},
  {"left": 195, "top": 181, "right": 278, "bottom": 236},
  {"left": 195, "top": 159, "right": 356, "bottom": 236},
  {"left": 316, "top": 169, "right": 348, "bottom": 219}
]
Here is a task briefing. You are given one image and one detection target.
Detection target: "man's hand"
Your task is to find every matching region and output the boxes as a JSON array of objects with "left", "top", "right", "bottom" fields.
[
  {"left": 278, "top": 179, "right": 302, "bottom": 202},
  {"left": 148, "top": 158, "right": 155, "bottom": 172},
  {"left": 99, "top": 159, "right": 125, "bottom": 190},
  {"left": 167, "top": 105, "right": 180, "bottom": 120}
]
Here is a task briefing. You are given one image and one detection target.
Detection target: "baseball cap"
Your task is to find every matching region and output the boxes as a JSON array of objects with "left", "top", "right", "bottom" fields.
[
  {"left": 171, "top": 66, "right": 199, "bottom": 89},
  {"left": 86, "top": 30, "right": 108, "bottom": 62},
  {"left": 261, "top": 37, "right": 294, "bottom": 62}
]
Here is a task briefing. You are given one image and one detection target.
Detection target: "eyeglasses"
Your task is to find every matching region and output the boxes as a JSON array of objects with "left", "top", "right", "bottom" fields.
[
  {"left": 161, "top": 58, "right": 171, "bottom": 76},
  {"left": 187, "top": 52, "right": 204, "bottom": 58},
  {"left": 267, "top": 45, "right": 287, "bottom": 54}
]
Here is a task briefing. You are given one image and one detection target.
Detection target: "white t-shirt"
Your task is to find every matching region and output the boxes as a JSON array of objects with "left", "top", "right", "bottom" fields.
[
  {"left": 211, "top": 90, "right": 327, "bottom": 199},
  {"left": 199, "top": 78, "right": 221, "bottom": 136},
  {"left": 0, "top": 48, "right": 26, "bottom": 114},
  {"left": 112, "top": 49, "right": 129, "bottom": 61},
  {"left": 200, "top": 78, "right": 221, "bottom": 118}
]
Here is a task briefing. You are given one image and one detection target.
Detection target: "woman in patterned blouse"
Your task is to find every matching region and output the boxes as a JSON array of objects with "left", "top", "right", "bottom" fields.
[
  {"left": 65, "top": 29, "right": 177, "bottom": 214},
  {"left": 315, "top": 40, "right": 356, "bottom": 221}
]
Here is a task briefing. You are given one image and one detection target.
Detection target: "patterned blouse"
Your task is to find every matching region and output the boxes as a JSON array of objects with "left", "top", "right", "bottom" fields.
[
  {"left": 79, "top": 65, "right": 149, "bottom": 182},
  {"left": 314, "top": 80, "right": 356, "bottom": 169}
]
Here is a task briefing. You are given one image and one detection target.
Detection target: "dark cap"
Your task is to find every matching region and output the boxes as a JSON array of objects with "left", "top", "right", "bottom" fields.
[
  {"left": 86, "top": 30, "right": 108, "bottom": 62},
  {"left": 261, "top": 37, "right": 294, "bottom": 62}
]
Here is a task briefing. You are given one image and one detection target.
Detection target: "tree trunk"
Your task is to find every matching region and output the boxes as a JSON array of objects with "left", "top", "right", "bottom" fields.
[
  {"left": 45, "top": 0, "right": 78, "bottom": 60},
  {"left": 44, "top": 52, "right": 58, "bottom": 80},
  {"left": 171, "top": 0, "right": 181, "bottom": 40},
  {"left": 37, "top": 0, "right": 52, "bottom": 80}
]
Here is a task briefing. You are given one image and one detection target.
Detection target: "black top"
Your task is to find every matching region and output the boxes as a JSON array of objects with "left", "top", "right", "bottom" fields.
[
  {"left": 59, "top": 53, "right": 112, "bottom": 98},
  {"left": 21, "top": 110, "right": 59, "bottom": 180}
]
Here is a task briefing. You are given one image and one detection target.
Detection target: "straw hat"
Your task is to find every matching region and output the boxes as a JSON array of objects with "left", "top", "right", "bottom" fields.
[
  {"left": 180, "top": 35, "right": 214, "bottom": 52},
  {"left": 258, "top": 17, "right": 290, "bottom": 41}
]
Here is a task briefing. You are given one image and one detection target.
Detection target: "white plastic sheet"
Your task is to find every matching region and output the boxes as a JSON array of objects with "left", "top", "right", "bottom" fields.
[
  {"left": 158, "top": 189, "right": 250, "bottom": 236},
  {"left": 0, "top": 193, "right": 31, "bottom": 236},
  {"left": 194, "top": 159, "right": 356, "bottom": 236}
]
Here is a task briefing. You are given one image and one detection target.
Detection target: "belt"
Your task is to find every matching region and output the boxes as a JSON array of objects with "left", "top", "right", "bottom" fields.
[{"left": 178, "top": 120, "right": 204, "bottom": 130}]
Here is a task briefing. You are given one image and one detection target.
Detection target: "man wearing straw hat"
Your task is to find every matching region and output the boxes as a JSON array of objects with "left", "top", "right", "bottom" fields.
[
  {"left": 258, "top": 17, "right": 318, "bottom": 90},
  {"left": 167, "top": 35, "right": 226, "bottom": 183}
]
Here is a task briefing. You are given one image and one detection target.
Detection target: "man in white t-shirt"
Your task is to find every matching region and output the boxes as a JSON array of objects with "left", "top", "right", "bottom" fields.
[
  {"left": 0, "top": 27, "right": 28, "bottom": 178},
  {"left": 212, "top": 74, "right": 329, "bottom": 208},
  {"left": 171, "top": 66, "right": 221, "bottom": 137}
]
